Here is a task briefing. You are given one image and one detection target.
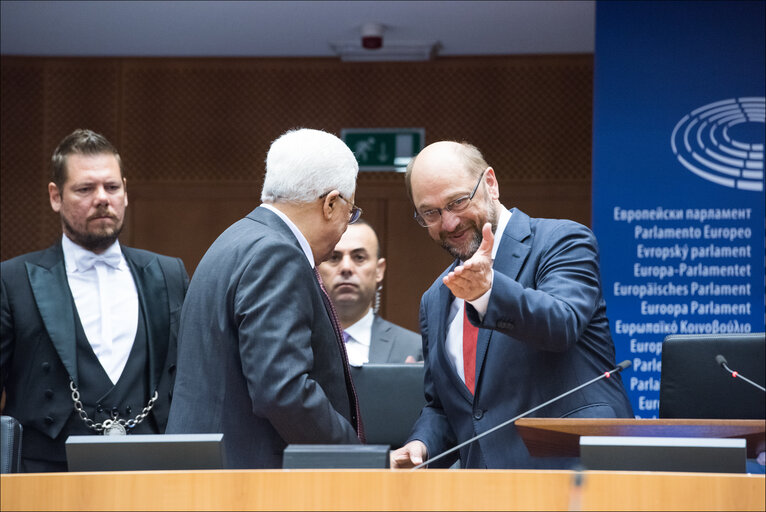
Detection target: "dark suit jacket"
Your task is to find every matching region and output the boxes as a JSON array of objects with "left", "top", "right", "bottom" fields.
[
  {"left": 0, "top": 241, "right": 188, "bottom": 464},
  {"left": 369, "top": 315, "right": 422, "bottom": 363},
  {"left": 408, "top": 208, "right": 633, "bottom": 469},
  {"left": 166, "top": 206, "right": 360, "bottom": 469}
]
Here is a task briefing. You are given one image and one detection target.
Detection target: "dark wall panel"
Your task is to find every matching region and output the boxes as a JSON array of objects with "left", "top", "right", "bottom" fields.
[{"left": 1, "top": 55, "right": 593, "bottom": 332}]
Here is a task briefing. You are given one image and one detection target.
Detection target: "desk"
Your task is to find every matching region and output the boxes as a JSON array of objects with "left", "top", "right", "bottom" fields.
[
  {"left": 1, "top": 469, "right": 764, "bottom": 511},
  {"left": 515, "top": 418, "right": 766, "bottom": 458}
]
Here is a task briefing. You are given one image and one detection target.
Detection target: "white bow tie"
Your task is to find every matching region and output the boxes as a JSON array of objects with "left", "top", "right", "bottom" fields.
[{"left": 76, "top": 249, "right": 122, "bottom": 271}]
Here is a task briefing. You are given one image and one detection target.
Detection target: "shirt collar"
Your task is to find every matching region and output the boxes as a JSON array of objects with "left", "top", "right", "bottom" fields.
[
  {"left": 62, "top": 234, "right": 124, "bottom": 273},
  {"left": 344, "top": 308, "right": 374, "bottom": 347},
  {"left": 491, "top": 207, "right": 512, "bottom": 260},
  {"left": 260, "top": 203, "right": 315, "bottom": 268}
]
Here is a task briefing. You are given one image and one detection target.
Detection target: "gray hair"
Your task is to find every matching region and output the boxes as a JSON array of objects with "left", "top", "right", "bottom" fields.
[{"left": 261, "top": 128, "right": 359, "bottom": 203}]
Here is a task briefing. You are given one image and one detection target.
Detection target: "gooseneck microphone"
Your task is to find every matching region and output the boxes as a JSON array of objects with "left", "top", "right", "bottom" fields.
[
  {"left": 412, "top": 360, "right": 632, "bottom": 470},
  {"left": 715, "top": 354, "right": 765, "bottom": 392}
]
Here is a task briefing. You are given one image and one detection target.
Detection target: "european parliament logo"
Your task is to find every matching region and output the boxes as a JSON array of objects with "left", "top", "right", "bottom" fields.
[{"left": 671, "top": 98, "right": 765, "bottom": 192}]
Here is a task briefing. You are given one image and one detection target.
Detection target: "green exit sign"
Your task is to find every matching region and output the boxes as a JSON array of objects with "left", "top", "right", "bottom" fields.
[{"left": 341, "top": 128, "right": 425, "bottom": 172}]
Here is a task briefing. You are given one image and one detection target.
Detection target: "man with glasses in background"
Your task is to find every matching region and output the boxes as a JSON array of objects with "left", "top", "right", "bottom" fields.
[
  {"left": 391, "top": 140, "right": 632, "bottom": 470},
  {"left": 167, "top": 128, "right": 365, "bottom": 469}
]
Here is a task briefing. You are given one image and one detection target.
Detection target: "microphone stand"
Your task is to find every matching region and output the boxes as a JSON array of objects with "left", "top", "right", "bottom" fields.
[
  {"left": 716, "top": 354, "right": 766, "bottom": 392},
  {"left": 412, "top": 360, "right": 631, "bottom": 470}
]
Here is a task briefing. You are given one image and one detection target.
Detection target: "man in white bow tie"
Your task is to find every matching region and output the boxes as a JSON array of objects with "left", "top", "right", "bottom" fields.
[{"left": 0, "top": 129, "right": 189, "bottom": 472}]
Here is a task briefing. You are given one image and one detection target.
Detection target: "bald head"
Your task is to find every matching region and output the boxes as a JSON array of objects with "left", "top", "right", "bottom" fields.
[
  {"left": 406, "top": 141, "right": 488, "bottom": 199},
  {"left": 405, "top": 140, "right": 503, "bottom": 260}
]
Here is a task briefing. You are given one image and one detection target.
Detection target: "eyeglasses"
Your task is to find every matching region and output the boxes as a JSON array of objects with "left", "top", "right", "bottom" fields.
[
  {"left": 320, "top": 190, "right": 363, "bottom": 224},
  {"left": 414, "top": 169, "right": 487, "bottom": 227}
]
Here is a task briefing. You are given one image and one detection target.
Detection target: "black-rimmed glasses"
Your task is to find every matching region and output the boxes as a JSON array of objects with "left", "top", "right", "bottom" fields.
[
  {"left": 414, "top": 169, "right": 487, "bottom": 227},
  {"left": 320, "top": 190, "right": 362, "bottom": 224}
]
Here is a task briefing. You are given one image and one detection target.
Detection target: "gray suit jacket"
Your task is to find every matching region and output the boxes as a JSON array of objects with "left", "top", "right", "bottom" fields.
[
  {"left": 166, "top": 207, "right": 360, "bottom": 469},
  {"left": 0, "top": 241, "right": 188, "bottom": 465},
  {"left": 369, "top": 315, "right": 422, "bottom": 363},
  {"left": 408, "top": 208, "right": 633, "bottom": 469}
]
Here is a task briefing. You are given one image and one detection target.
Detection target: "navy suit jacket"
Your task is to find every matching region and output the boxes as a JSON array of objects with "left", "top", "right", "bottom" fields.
[
  {"left": 0, "top": 241, "right": 188, "bottom": 462},
  {"left": 369, "top": 315, "right": 422, "bottom": 363},
  {"left": 407, "top": 208, "right": 633, "bottom": 468},
  {"left": 167, "top": 207, "right": 360, "bottom": 469}
]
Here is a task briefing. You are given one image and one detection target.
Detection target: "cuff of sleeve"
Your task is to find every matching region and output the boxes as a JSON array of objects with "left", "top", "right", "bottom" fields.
[{"left": 467, "top": 270, "right": 493, "bottom": 319}]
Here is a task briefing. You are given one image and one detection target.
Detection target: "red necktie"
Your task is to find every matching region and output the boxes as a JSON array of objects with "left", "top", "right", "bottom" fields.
[
  {"left": 314, "top": 267, "right": 365, "bottom": 442},
  {"left": 463, "top": 303, "right": 478, "bottom": 394}
]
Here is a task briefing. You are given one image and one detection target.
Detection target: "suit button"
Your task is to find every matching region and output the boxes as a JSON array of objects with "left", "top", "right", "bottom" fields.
[
  {"left": 473, "top": 410, "right": 484, "bottom": 420},
  {"left": 44, "top": 389, "right": 54, "bottom": 399},
  {"left": 42, "top": 362, "right": 51, "bottom": 372},
  {"left": 44, "top": 416, "right": 54, "bottom": 425},
  {"left": 97, "top": 404, "right": 104, "bottom": 413},
  {"left": 125, "top": 406, "right": 132, "bottom": 415},
  {"left": 111, "top": 407, "right": 119, "bottom": 417}
]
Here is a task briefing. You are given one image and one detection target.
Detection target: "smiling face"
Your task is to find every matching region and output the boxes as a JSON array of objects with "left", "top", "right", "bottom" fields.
[
  {"left": 48, "top": 152, "right": 128, "bottom": 253},
  {"left": 318, "top": 222, "right": 385, "bottom": 326},
  {"left": 410, "top": 141, "right": 500, "bottom": 261}
]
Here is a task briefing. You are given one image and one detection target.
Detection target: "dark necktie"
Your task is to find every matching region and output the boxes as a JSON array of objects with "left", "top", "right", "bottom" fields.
[
  {"left": 463, "top": 304, "right": 478, "bottom": 394},
  {"left": 313, "top": 267, "right": 365, "bottom": 442}
]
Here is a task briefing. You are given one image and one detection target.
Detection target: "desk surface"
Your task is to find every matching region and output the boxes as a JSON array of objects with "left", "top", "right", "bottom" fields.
[{"left": 2, "top": 468, "right": 764, "bottom": 511}]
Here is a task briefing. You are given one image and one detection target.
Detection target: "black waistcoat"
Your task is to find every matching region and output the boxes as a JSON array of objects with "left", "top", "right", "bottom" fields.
[
  {"left": 25, "top": 300, "right": 159, "bottom": 462},
  {"left": 72, "top": 304, "right": 157, "bottom": 433}
]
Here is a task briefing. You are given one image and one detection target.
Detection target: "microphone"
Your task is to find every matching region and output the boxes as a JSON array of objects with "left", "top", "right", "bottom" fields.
[
  {"left": 715, "top": 354, "right": 765, "bottom": 392},
  {"left": 412, "top": 360, "right": 632, "bottom": 470}
]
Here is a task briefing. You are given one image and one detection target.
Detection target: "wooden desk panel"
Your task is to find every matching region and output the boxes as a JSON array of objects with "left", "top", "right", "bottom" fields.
[{"left": 1, "top": 469, "right": 763, "bottom": 511}]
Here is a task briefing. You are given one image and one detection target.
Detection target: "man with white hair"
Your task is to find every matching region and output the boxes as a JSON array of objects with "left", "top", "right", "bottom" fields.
[{"left": 167, "top": 128, "right": 364, "bottom": 469}]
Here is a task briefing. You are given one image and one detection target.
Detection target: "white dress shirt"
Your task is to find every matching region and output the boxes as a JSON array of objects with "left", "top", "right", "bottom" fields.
[
  {"left": 445, "top": 208, "right": 512, "bottom": 383},
  {"left": 62, "top": 235, "right": 139, "bottom": 384},
  {"left": 343, "top": 309, "right": 374, "bottom": 367}
]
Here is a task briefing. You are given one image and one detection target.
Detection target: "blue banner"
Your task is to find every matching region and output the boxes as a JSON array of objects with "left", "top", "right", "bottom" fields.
[{"left": 593, "top": 1, "right": 765, "bottom": 417}]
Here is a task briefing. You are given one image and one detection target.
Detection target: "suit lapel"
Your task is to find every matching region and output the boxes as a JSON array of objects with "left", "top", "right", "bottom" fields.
[
  {"left": 124, "top": 248, "right": 168, "bottom": 392},
  {"left": 26, "top": 244, "right": 79, "bottom": 384},
  {"left": 475, "top": 208, "right": 532, "bottom": 394},
  {"left": 369, "top": 316, "right": 393, "bottom": 362},
  {"left": 493, "top": 208, "right": 532, "bottom": 281},
  {"left": 435, "top": 263, "right": 456, "bottom": 362}
]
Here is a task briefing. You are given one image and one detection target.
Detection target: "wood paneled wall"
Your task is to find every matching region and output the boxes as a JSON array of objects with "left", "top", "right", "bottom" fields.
[{"left": 0, "top": 55, "right": 593, "bottom": 332}]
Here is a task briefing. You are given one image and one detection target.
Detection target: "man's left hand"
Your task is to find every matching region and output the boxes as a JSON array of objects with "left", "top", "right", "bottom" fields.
[{"left": 443, "top": 222, "right": 493, "bottom": 301}]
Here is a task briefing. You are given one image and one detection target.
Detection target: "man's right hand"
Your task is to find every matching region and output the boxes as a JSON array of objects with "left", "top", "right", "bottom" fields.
[{"left": 390, "top": 440, "right": 428, "bottom": 469}]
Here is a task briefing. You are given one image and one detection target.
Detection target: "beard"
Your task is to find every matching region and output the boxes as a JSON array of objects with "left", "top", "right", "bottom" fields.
[
  {"left": 62, "top": 214, "right": 123, "bottom": 253},
  {"left": 440, "top": 199, "right": 499, "bottom": 261},
  {"left": 441, "top": 226, "right": 483, "bottom": 261}
]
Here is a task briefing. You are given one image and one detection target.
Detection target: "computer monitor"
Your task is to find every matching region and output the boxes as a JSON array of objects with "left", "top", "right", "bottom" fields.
[
  {"left": 350, "top": 363, "right": 425, "bottom": 448},
  {"left": 66, "top": 433, "right": 226, "bottom": 472},
  {"left": 282, "top": 444, "right": 390, "bottom": 469},
  {"left": 580, "top": 436, "right": 746, "bottom": 473},
  {"left": 659, "top": 333, "right": 765, "bottom": 419}
]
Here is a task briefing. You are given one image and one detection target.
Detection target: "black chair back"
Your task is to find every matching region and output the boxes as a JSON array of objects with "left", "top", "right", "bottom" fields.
[{"left": 659, "top": 333, "right": 765, "bottom": 419}]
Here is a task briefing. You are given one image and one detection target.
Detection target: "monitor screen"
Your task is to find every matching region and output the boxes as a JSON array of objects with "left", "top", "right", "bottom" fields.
[{"left": 65, "top": 433, "right": 225, "bottom": 472}]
